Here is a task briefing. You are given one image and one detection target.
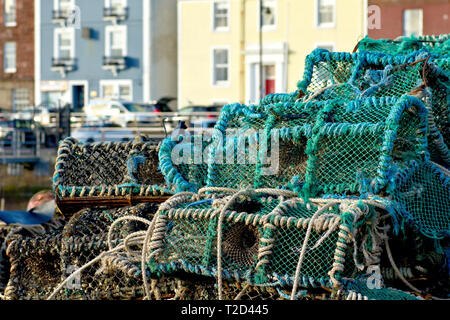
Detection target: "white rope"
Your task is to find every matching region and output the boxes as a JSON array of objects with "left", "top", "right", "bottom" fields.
[
  {"left": 47, "top": 244, "right": 124, "bottom": 300},
  {"left": 216, "top": 190, "right": 249, "bottom": 300},
  {"left": 290, "top": 201, "right": 340, "bottom": 300}
]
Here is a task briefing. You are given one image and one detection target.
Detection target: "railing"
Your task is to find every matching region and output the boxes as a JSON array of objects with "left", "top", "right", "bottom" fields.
[
  {"left": 52, "top": 57, "right": 76, "bottom": 68},
  {"left": 0, "top": 127, "right": 44, "bottom": 163},
  {"left": 103, "top": 6, "right": 128, "bottom": 20},
  {"left": 0, "top": 111, "right": 221, "bottom": 142},
  {"left": 52, "top": 9, "right": 71, "bottom": 21},
  {"left": 102, "top": 56, "right": 126, "bottom": 66}
]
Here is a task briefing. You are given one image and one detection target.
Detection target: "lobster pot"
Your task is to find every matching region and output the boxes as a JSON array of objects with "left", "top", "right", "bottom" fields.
[
  {"left": 53, "top": 137, "right": 172, "bottom": 213},
  {"left": 306, "top": 98, "right": 428, "bottom": 196},
  {"left": 4, "top": 231, "right": 64, "bottom": 300},
  {"left": 297, "top": 48, "right": 449, "bottom": 153},
  {"left": 58, "top": 203, "right": 158, "bottom": 300},
  {"left": 298, "top": 48, "right": 447, "bottom": 103},
  {"left": 393, "top": 161, "right": 450, "bottom": 239},
  {"left": 2, "top": 203, "right": 158, "bottom": 300},
  {"left": 204, "top": 97, "right": 429, "bottom": 197},
  {"left": 146, "top": 192, "right": 389, "bottom": 289}
]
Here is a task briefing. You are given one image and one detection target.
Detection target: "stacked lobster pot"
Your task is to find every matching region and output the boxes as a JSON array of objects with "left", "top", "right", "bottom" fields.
[
  {"left": 53, "top": 135, "right": 173, "bottom": 213},
  {"left": 145, "top": 37, "right": 448, "bottom": 300},
  {"left": 0, "top": 136, "right": 172, "bottom": 300},
  {"left": 1, "top": 34, "right": 448, "bottom": 300}
]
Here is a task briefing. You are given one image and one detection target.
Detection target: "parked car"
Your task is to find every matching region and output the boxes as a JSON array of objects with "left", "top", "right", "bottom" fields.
[
  {"left": 13, "top": 106, "right": 56, "bottom": 127},
  {"left": 173, "top": 105, "right": 221, "bottom": 129},
  {"left": 71, "top": 122, "right": 135, "bottom": 143},
  {"left": 83, "top": 97, "right": 175, "bottom": 128}
]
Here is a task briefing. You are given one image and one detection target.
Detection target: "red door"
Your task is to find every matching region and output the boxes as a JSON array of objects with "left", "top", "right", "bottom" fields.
[{"left": 264, "top": 65, "right": 276, "bottom": 96}]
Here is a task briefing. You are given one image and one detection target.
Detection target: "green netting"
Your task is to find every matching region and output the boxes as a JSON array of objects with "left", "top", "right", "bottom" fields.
[
  {"left": 159, "top": 133, "right": 212, "bottom": 192},
  {"left": 357, "top": 34, "right": 450, "bottom": 57},
  {"left": 340, "top": 279, "right": 421, "bottom": 300},
  {"left": 203, "top": 97, "right": 428, "bottom": 197},
  {"left": 393, "top": 161, "right": 450, "bottom": 239},
  {"left": 295, "top": 48, "right": 449, "bottom": 152}
]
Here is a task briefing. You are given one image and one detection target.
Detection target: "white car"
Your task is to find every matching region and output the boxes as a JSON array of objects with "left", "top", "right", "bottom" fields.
[{"left": 83, "top": 100, "right": 166, "bottom": 128}]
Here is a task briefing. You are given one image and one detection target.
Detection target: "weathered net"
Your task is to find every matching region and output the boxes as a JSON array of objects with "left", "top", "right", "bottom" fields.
[
  {"left": 1, "top": 203, "right": 158, "bottom": 300},
  {"left": 357, "top": 34, "right": 450, "bottom": 57},
  {"left": 53, "top": 136, "right": 171, "bottom": 200}
]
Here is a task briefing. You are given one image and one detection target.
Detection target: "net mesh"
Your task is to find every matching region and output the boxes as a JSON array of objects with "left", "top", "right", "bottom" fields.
[{"left": 53, "top": 136, "right": 171, "bottom": 199}]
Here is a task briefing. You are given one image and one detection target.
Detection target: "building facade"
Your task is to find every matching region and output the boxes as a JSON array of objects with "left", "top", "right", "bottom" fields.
[
  {"left": 368, "top": 0, "right": 450, "bottom": 39},
  {"left": 177, "top": 0, "right": 367, "bottom": 108},
  {"left": 35, "top": 0, "right": 177, "bottom": 110},
  {"left": 0, "top": 0, "right": 34, "bottom": 111}
]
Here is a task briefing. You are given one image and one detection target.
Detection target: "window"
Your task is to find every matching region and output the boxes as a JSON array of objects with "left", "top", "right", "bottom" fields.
[
  {"left": 104, "top": 0, "right": 127, "bottom": 18},
  {"left": 4, "top": 42, "right": 16, "bottom": 73},
  {"left": 316, "top": 0, "right": 335, "bottom": 28},
  {"left": 12, "top": 89, "right": 30, "bottom": 111},
  {"left": 106, "top": 0, "right": 127, "bottom": 10},
  {"left": 4, "top": 0, "right": 16, "bottom": 26},
  {"left": 213, "top": 0, "right": 229, "bottom": 30},
  {"left": 102, "top": 85, "right": 115, "bottom": 98},
  {"left": 105, "top": 26, "right": 127, "bottom": 57},
  {"left": 100, "top": 80, "right": 132, "bottom": 100},
  {"left": 403, "top": 9, "right": 423, "bottom": 36},
  {"left": 212, "top": 48, "right": 229, "bottom": 86},
  {"left": 316, "top": 43, "right": 335, "bottom": 52},
  {"left": 119, "top": 85, "right": 130, "bottom": 98},
  {"left": 54, "top": 28, "right": 75, "bottom": 59},
  {"left": 260, "top": 0, "right": 276, "bottom": 29},
  {"left": 55, "top": 0, "right": 75, "bottom": 15}
]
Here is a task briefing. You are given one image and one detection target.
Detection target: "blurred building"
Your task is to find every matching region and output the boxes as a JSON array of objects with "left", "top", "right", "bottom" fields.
[
  {"left": 177, "top": 0, "right": 367, "bottom": 108},
  {"left": 0, "top": 0, "right": 35, "bottom": 111},
  {"left": 368, "top": 0, "right": 450, "bottom": 39},
  {"left": 35, "top": 0, "right": 177, "bottom": 110}
]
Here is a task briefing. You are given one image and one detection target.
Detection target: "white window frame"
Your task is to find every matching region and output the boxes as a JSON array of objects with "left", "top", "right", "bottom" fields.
[
  {"left": 315, "top": 42, "right": 336, "bottom": 52},
  {"left": 99, "top": 79, "right": 133, "bottom": 101},
  {"left": 244, "top": 42, "right": 287, "bottom": 104},
  {"left": 315, "top": 0, "right": 336, "bottom": 29},
  {"left": 105, "top": 25, "right": 128, "bottom": 57},
  {"left": 403, "top": 9, "right": 423, "bottom": 37},
  {"left": 211, "top": 46, "right": 230, "bottom": 88},
  {"left": 53, "top": 27, "right": 75, "bottom": 60},
  {"left": 4, "top": 0, "right": 16, "bottom": 27},
  {"left": 12, "top": 88, "right": 30, "bottom": 111},
  {"left": 258, "top": 0, "right": 277, "bottom": 31},
  {"left": 105, "top": 0, "right": 127, "bottom": 8},
  {"left": 211, "top": 0, "right": 230, "bottom": 32},
  {"left": 54, "top": 0, "right": 75, "bottom": 12},
  {"left": 4, "top": 42, "right": 16, "bottom": 73}
]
